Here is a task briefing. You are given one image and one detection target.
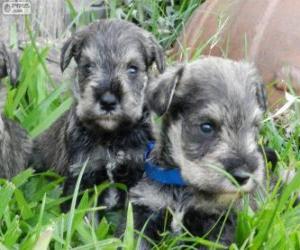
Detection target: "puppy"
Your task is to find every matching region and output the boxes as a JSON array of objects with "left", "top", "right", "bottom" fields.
[
  {"left": 129, "top": 57, "right": 268, "bottom": 248},
  {"left": 0, "top": 42, "right": 32, "bottom": 179},
  {"left": 33, "top": 20, "right": 165, "bottom": 209}
]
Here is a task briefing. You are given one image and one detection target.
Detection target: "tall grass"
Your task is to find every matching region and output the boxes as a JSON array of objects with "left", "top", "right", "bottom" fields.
[{"left": 1, "top": 0, "right": 300, "bottom": 249}]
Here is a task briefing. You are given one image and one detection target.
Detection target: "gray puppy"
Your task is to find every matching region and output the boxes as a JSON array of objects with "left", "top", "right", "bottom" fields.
[
  {"left": 0, "top": 42, "right": 32, "bottom": 179},
  {"left": 129, "top": 57, "right": 267, "bottom": 248},
  {"left": 33, "top": 20, "right": 165, "bottom": 210}
]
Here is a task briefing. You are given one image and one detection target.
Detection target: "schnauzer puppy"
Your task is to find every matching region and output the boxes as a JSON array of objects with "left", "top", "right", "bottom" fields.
[
  {"left": 33, "top": 20, "right": 165, "bottom": 209},
  {"left": 0, "top": 42, "right": 32, "bottom": 179},
  {"left": 129, "top": 57, "right": 268, "bottom": 248}
]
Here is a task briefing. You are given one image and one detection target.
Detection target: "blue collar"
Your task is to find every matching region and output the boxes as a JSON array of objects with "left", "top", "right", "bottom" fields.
[{"left": 144, "top": 142, "right": 187, "bottom": 186}]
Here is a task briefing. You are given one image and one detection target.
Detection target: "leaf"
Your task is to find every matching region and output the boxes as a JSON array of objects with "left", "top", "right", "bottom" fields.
[
  {"left": 72, "top": 238, "right": 122, "bottom": 250},
  {"left": 33, "top": 225, "right": 54, "bottom": 250},
  {"left": 123, "top": 202, "right": 135, "bottom": 250},
  {"left": 2, "top": 215, "right": 21, "bottom": 247},
  {"left": 14, "top": 188, "right": 34, "bottom": 219},
  {"left": 0, "top": 181, "right": 15, "bottom": 220},
  {"left": 30, "top": 97, "right": 72, "bottom": 137},
  {"left": 71, "top": 191, "right": 89, "bottom": 236},
  {"left": 64, "top": 161, "right": 88, "bottom": 250},
  {"left": 252, "top": 171, "right": 300, "bottom": 249},
  {"left": 65, "top": 0, "right": 78, "bottom": 21},
  {"left": 11, "top": 168, "right": 34, "bottom": 188},
  {"left": 96, "top": 217, "right": 110, "bottom": 240}
]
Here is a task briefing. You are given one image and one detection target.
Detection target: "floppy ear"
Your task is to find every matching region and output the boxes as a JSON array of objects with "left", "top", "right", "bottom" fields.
[
  {"left": 255, "top": 82, "right": 267, "bottom": 112},
  {"left": 149, "top": 36, "right": 165, "bottom": 73},
  {"left": 0, "top": 42, "right": 20, "bottom": 86},
  {"left": 60, "top": 31, "right": 87, "bottom": 72},
  {"left": 60, "top": 37, "right": 74, "bottom": 72},
  {"left": 147, "top": 65, "right": 184, "bottom": 116},
  {"left": 143, "top": 35, "right": 165, "bottom": 74}
]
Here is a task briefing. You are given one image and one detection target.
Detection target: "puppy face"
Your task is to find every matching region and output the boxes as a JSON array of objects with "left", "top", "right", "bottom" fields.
[
  {"left": 61, "top": 20, "right": 165, "bottom": 131},
  {"left": 148, "top": 57, "right": 266, "bottom": 200}
]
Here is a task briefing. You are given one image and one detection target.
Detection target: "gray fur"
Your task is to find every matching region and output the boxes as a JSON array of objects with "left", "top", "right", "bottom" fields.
[
  {"left": 0, "top": 117, "right": 32, "bottom": 179},
  {"left": 32, "top": 20, "right": 165, "bottom": 209},
  {"left": 0, "top": 42, "right": 32, "bottom": 179},
  {"left": 130, "top": 57, "right": 267, "bottom": 248},
  {"left": 0, "top": 42, "right": 19, "bottom": 86}
]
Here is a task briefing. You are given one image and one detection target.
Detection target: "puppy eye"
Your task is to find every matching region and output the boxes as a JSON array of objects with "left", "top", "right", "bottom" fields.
[
  {"left": 127, "top": 65, "right": 138, "bottom": 75},
  {"left": 83, "top": 62, "right": 95, "bottom": 72},
  {"left": 200, "top": 122, "right": 215, "bottom": 136}
]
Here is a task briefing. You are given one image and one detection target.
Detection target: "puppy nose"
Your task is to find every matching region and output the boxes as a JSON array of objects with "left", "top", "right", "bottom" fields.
[
  {"left": 100, "top": 92, "right": 117, "bottom": 111},
  {"left": 231, "top": 169, "right": 250, "bottom": 186}
]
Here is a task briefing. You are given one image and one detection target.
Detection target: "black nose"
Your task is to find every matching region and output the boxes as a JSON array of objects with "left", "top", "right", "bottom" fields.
[
  {"left": 221, "top": 156, "right": 258, "bottom": 186},
  {"left": 100, "top": 92, "right": 118, "bottom": 111},
  {"left": 231, "top": 168, "right": 250, "bottom": 186}
]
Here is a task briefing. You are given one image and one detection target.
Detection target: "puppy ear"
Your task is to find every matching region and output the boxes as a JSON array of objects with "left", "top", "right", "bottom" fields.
[
  {"left": 60, "top": 31, "right": 86, "bottom": 72},
  {"left": 147, "top": 65, "right": 184, "bottom": 116},
  {"left": 0, "top": 42, "right": 20, "bottom": 86},
  {"left": 143, "top": 35, "right": 165, "bottom": 73},
  {"left": 255, "top": 82, "right": 267, "bottom": 112},
  {"left": 150, "top": 37, "right": 165, "bottom": 73},
  {"left": 60, "top": 37, "right": 74, "bottom": 72}
]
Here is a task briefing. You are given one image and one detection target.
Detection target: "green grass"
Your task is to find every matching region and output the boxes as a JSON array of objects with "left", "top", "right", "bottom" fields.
[{"left": 1, "top": 0, "right": 300, "bottom": 249}]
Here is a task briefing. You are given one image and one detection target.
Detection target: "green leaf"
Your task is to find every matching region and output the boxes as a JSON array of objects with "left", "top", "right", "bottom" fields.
[
  {"left": 33, "top": 225, "right": 54, "bottom": 250},
  {"left": 96, "top": 217, "right": 110, "bottom": 240},
  {"left": 14, "top": 188, "right": 34, "bottom": 219},
  {"left": 72, "top": 238, "right": 122, "bottom": 250},
  {"left": 123, "top": 202, "right": 135, "bottom": 250},
  {"left": 2, "top": 215, "right": 22, "bottom": 247},
  {"left": 64, "top": 161, "right": 88, "bottom": 250},
  {"left": 65, "top": 0, "right": 78, "bottom": 21},
  {"left": 72, "top": 191, "right": 89, "bottom": 236},
  {"left": 30, "top": 97, "right": 72, "bottom": 137},
  {"left": 0, "top": 181, "right": 15, "bottom": 220},
  {"left": 11, "top": 168, "right": 34, "bottom": 188}
]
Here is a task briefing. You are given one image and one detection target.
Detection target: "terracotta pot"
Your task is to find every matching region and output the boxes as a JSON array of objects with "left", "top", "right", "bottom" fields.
[{"left": 172, "top": 0, "right": 300, "bottom": 109}]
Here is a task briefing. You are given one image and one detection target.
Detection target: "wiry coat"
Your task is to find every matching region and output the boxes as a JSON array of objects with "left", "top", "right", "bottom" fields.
[
  {"left": 34, "top": 107, "right": 151, "bottom": 207},
  {"left": 129, "top": 57, "right": 269, "bottom": 249},
  {"left": 0, "top": 117, "right": 32, "bottom": 179},
  {"left": 0, "top": 42, "right": 32, "bottom": 179},
  {"left": 33, "top": 20, "right": 165, "bottom": 209}
]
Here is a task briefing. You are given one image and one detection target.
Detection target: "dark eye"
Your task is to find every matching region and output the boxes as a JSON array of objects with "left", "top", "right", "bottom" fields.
[
  {"left": 83, "top": 62, "right": 95, "bottom": 73},
  {"left": 127, "top": 65, "right": 138, "bottom": 76},
  {"left": 200, "top": 122, "right": 215, "bottom": 136}
]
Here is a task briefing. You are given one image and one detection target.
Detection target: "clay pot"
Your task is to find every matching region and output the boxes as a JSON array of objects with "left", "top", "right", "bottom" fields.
[{"left": 172, "top": 0, "right": 300, "bottom": 109}]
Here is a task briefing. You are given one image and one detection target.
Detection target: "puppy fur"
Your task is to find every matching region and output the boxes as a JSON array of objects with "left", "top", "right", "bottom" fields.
[
  {"left": 129, "top": 57, "right": 267, "bottom": 248},
  {"left": 0, "top": 42, "right": 32, "bottom": 179},
  {"left": 32, "top": 20, "right": 165, "bottom": 209}
]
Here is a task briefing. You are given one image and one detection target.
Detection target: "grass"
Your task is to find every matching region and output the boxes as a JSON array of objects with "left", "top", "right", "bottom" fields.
[{"left": 1, "top": 0, "right": 300, "bottom": 249}]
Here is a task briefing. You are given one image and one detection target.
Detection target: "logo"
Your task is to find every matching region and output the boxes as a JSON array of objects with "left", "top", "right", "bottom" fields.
[{"left": 2, "top": 1, "right": 31, "bottom": 15}]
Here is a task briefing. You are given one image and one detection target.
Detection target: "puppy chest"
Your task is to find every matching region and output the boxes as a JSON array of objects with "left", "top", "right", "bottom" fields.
[{"left": 70, "top": 147, "right": 143, "bottom": 183}]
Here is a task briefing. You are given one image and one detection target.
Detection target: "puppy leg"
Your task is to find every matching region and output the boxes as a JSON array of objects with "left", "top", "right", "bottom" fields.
[
  {"left": 132, "top": 205, "right": 169, "bottom": 250},
  {"left": 0, "top": 117, "right": 32, "bottom": 179},
  {"left": 60, "top": 172, "right": 97, "bottom": 212},
  {"left": 183, "top": 208, "right": 235, "bottom": 247},
  {"left": 61, "top": 166, "right": 109, "bottom": 212},
  {"left": 61, "top": 175, "right": 78, "bottom": 212}
]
